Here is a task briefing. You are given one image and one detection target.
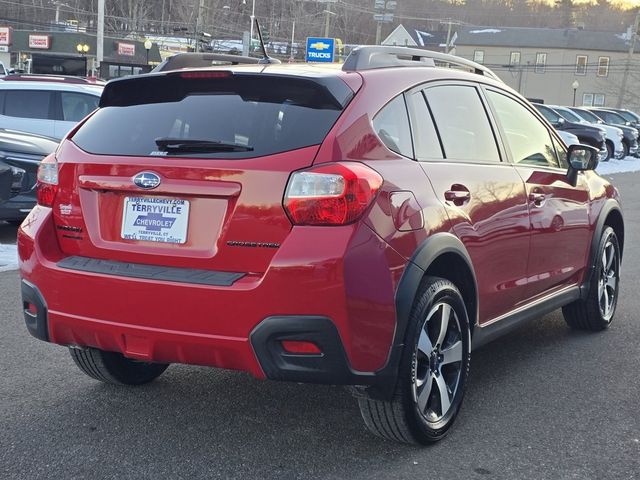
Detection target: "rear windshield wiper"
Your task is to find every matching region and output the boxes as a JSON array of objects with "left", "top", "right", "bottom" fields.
[{"left": 154, "top": 137, "right": 253, "bottom": 153}]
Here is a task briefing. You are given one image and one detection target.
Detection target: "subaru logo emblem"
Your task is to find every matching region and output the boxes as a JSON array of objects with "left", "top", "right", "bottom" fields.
[{"left": 133, "top": 172, "right": 161, "bottom": 189}]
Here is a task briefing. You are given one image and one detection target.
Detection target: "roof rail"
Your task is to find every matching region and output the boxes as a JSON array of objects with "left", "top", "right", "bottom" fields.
[
  {"left": 342, "top": 46, "right": 502, "bottom": 82},
  {"left": 151, "top": 52, "right": 260, "bottom": 73}
]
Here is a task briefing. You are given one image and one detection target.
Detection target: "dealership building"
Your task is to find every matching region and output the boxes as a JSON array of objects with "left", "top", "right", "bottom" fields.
[{"left": 0, "top": 28, "right": 161, "bottom": 79}]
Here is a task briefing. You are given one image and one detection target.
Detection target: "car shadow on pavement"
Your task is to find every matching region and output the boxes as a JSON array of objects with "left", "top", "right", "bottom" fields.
[{"left": 7, "top": 308, "right": 617, "bottom": 479}]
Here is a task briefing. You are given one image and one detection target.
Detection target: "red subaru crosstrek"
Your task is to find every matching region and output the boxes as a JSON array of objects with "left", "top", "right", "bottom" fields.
[{"left": 18, "top": 46, "right": 624, "bottom": 444}]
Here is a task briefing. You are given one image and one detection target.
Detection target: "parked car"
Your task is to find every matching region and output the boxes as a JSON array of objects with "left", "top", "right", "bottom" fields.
[
  {"left": 605, "top": 107, "right": 640, "bottom": 128},
  {"left": 151, "top": 53, "right": 261, "bottom": 73},
  {"left": 0, "top": 74, "right": 106, "bottom": 85},
  {"left": 18, "top": 46, "right": 624, "bottom": 445},
  {"left": 0, "top": 81, "right": 102, "bottom": 140},
  {"left": 0, "top": 129, "right": 58, "bottom": 224},
  {"left": 551, "top": 105, "right": 624, "bottom": 160},
  {"left": 557, "top": 129, "right": 580, "bottom": 148},
  {"left": 572, "top": 107, "right": 639, "bottom": 158},
  {"left": 533, "top": 103, "right": 608, "bottom": 161}
]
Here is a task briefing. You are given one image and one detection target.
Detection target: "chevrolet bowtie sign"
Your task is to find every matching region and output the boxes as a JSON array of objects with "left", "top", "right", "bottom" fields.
[{"left": 306, "top": 37, "right": 335, "bottom": 63}]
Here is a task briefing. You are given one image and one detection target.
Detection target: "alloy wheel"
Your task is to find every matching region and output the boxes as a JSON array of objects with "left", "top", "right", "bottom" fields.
[
  {"left": 598, "top": 236, "right": 619, "bottom": 321},
  {"left": 412, "top": 302, "right": 463, "bottom": 423}
]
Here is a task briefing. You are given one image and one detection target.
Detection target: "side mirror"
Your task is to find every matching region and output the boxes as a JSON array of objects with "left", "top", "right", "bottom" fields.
[{"left": 567, "top": 144, "right": 598, "bottom": 185}]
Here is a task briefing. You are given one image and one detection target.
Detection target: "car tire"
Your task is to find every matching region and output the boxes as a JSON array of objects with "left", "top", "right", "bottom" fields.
[
  {"left": 562, "top": 226, "right": 621, "bottom": 331},
  {"left": 622, "top": 141, "right": 630, "bottom": 158},
  {"left": 357, "top": 277, "right": 471, "bottom": 444},
  {"left": 604, "top": 141, "right": 613, "bottom": 162},
  {"left": 69, "top": 347, "right": 169, "bottom": 385}
]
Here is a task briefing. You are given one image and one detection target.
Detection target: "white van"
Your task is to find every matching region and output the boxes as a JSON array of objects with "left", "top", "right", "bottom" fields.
[{"left": 0, "top": 81, "right": 102, "bottom": 139}]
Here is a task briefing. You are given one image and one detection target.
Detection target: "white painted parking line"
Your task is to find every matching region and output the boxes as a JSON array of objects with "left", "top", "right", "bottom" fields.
[{"left": 0, "top": 244, "right": 18, "bottom": 272}]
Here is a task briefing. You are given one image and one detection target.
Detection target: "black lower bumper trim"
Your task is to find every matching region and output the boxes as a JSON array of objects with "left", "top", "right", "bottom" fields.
[
  {"left": 21, "top": 279, "right": 49, "bottom": 342},
  {"left": 250, "top": 316, "right": 395, "bottom": 397},
  {"left": 58, "top": 256, "right": 245, "bottom": 287}
]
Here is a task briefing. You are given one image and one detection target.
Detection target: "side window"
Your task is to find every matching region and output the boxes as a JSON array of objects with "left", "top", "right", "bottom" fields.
[
  {"left": 372, "top": 95, "right": 413, "bottom": 158},
  {"left": 60, "top": 92, "right": 99, "bottom": 122},
  {"left": 4, "top": 90, "right": 53, "bottom": 119},
  {"left": 535, "top": 105, "right": 559, "bottom": 125},
  {"left": 406, "top": 91, "right": 443, "bottom": 160},
  {"left": 552, "top": 136, "right": 569, "bottom": 169},
  {"left": 487, "top": 90, "right": 561, "bottom": 169},
  {"left": 423, "top": 85, "right": 500, "bottom": 163}
]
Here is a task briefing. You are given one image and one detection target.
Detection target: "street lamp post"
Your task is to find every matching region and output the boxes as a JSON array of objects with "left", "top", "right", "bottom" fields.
[
  {"left": 144, "top": 39, "right": 152, "bottom": 65},
  {"left": 572, "top": 80, "right": 579, "bottom": 107},
  {"left": 76, "top": 43, "right": 90, "bottom": 75},
  {"left": 76, "top": 43, "right": 89, "bottom": 56}
]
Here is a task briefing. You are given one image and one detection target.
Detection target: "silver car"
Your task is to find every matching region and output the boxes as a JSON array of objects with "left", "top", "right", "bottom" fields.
[{"left": 0, "top": 81, "right": 102, "bottom": 140}]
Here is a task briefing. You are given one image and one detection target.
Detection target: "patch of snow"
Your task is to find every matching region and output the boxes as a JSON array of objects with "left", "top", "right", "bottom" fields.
[
  {"left": 0, "top": 244, "right": 18, "bottom": 272},
  {"left": 469, "top": 29, "right": 502, "bottom": 34},
  {"left": 596, "top": 156, "right": 640, "bottom": 175}
]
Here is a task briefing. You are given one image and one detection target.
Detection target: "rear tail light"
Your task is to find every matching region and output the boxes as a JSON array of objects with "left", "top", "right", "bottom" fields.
[
  {"left": 179, "top": 71, "right": 232, "bottom": 79},
  {"left": 284, "top": 162, "right": 383, "bottom": 225},
  {"left": 36, "top": 157, "right": 58, "bottom": 207}
]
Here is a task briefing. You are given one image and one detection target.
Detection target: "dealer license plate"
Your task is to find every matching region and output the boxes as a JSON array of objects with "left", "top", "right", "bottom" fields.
[{"left": 121, "top": 197, "right": 190, "bottom": 244}]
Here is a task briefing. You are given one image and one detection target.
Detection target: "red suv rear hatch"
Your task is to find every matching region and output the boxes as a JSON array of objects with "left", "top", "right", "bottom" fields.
[{"left": 50, "top": 69, "right": 355, "bottom": 274}]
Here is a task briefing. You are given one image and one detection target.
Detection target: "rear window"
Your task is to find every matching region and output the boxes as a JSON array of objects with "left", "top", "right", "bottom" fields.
[{"left": 72, "top": 74, "right": 348, "bottom": 159}]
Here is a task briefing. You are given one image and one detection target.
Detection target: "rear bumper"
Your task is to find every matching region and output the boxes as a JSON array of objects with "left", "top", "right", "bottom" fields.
[{"left": 18, "top": 206, "right": 406, "bottom": 387}]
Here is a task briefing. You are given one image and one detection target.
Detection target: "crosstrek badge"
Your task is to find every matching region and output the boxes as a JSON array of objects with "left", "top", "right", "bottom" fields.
[{"left": 121, "top": 197, "right": 190, "bottom": 244}]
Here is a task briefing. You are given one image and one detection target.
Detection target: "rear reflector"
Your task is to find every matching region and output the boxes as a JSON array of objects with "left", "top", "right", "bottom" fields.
[
  {"left": 281, "top": 340, "right": 322, "bottom": 355},
  {"left": 26, "top": 303, "right": 37, "bottom": 315},
  {"left": 284, "top": 162, "right": 383, "bottom": 226}
]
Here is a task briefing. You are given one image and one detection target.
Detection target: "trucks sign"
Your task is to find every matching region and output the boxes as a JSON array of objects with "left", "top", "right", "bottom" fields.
[{"left": 306, "top": 37, "right": 335, "bottom": 63}]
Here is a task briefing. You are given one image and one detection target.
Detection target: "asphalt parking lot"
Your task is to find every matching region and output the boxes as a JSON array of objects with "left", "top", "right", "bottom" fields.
[{"left": 1, "top": 173, "right": 639, "bottom": 480}]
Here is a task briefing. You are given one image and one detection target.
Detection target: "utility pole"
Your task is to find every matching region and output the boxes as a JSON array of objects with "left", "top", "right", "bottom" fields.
[
  {"left": 193, "top": 0, "right": 205, "bottom": 52},
  {"left": 324, "top": 6, "right": 332, "bottom": 38},
  {"left": 617, "top": 10, "right": 640, "bottom": 108},
  {"left": 96, "top": 0, "right": 104, "bottom": 76},
  {"left": 290, "top": 20, "right": 295, "bottom": 62},
  {"left": 373, "top": 1, "right": 395, "bottom": 45},
  {"left": 444, "top": 19, "right": 452, "bottom": 54},
  {"left": 249, "top": 0, "right": 256, "bottom": 41}
]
